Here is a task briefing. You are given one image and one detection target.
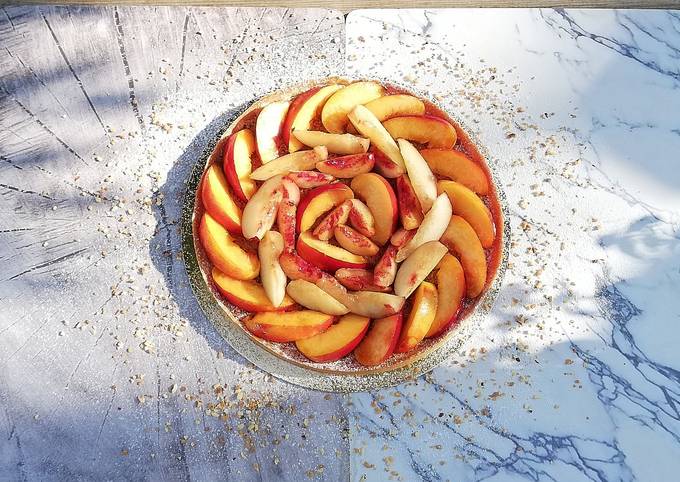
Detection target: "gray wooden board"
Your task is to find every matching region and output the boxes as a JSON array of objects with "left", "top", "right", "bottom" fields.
[{"left": 0, "top": 6, "right": 348, "bottom": 480}]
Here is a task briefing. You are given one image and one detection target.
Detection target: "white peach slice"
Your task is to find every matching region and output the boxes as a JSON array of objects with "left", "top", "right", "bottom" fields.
[
  {"left": 297, "top": 231, "right": 368, "bottom": 271},
  {"left": 293, "top": 130, "right": 369, "bottom": 155},
  {"left": 396, "top": 193, "right": 452, "bottom": 262},
  {"left": 398, "top": 138, "right": 437, "bottom": 213},
  {"left": 394, "top": 241, "right": 447, "bottom": 298},
  {"left": 321, "top": 81, "right": 385, "bottom": 133},
  {"left": 283, "top": 84, "right": 343, "bottom": 152},
  {"left": 256, "top": 101, "right": 289, "bottom": 163},
  {"left": 258, "top": 231, "right": 287, "bottom": 307},
  {"left": 224, "top": 129, "right": 257, "bottom": 202},
  {"left": 347, "top": 105, "right": 405, "bottom": 175},
  {"left": 286, "top": 279, "right": 349, "bottom": 316},
  {"left": 249, "top": 146, "right": 328, "bottom": 181},
  {"left": 241, "top": 175, "right": 284, "bottom": 240}
]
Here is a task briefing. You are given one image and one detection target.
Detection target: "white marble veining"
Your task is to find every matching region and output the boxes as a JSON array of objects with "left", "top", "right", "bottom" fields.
[{"left": 346, "top": 9, "right": 680, "bottom": 481}]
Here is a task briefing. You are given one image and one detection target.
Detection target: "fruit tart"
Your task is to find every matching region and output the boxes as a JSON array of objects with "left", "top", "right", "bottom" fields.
[{"left": 192, "top": 78, "right": 504, "bottom": 370}]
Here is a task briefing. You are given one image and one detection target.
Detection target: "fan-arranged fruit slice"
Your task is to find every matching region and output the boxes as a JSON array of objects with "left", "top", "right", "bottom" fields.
[
  {"left": 321, "top": 81, "right": 385, "bottom": 133},
  {"left": 334, "top": 225, "right": 380, "bottom": 256},
  {"left": 426, "top": 254, "right": 465, "bottom": 338},
  {"left": 250, "top": 146, "right": 328, "bottom": 181},
  {"left": 293, "top": 130, "right": 369, "bottom": 155},
  {"left": 286, "top": 279, "right": 349, "bottom": 316},
  {"left": 297, "top": 231, "right": 369, "bottom": 271},
  {"left": 241, "top": 175, "right": 284, "bottom": 240},
  {"left": 396, "top": 175, "right": 424, "bottom": 231},
  {"left": 383, "top": 115, "right": 457, "bottom": 149},
  {"left": 244, "top": 310, "right": 335, "bottom": 342},
  {"left": 258, "top": 231, "right": 287, "bottom": 307},
  {"left": 313, "top": 201, "right": 351, "bottom": 241},
  {"left": 373, "top": 245, "right": 398, "bottom": 288},
  {"left": 350, "top": 173, "right": 398, "bottom": 245},
  {"left": 297, "top": 183, "right": 354, "bottom": 233},
  {"left": 316, "top": 275, "right": 404, "bottom": 319},
  {"left": 395, "top": 281, "right": 438, "bottom": 353},
  {"left": 256, "top": 101, "right": 289, "bottom": 163},
  {"left": 316, "top": 153, "right": 375, "bottom": 178},
  {"left": 394, "top": 241, "right": 448, "bottom": 298},
  {"left": 420, "top": 149, "right": 489, "bottom": 195},
  {"left": 334, "top": 268, "right": 391, "bottom": 292},
  {"left": 348, "top": 105, "right": 405, "bottom": 176},
  {"left": 371, "top": 146, "right": 404, "bottom": 179},
  {"left": 440, "top": 215, "right": 487, "bottom": 297},
  {"left": 437, "top": 180, "right": 495, "bottom": 248},
  {"left": 283, "top": 84, "right": 343, "bottom": 152},
  {"left": 279, "top": 252, "right": 323, "bottom": 283},
  {"left": 354, "top": 313, "right": 403, "bottom": 366},
  {"left": 201, "top": 164, "right": 242, "bottom": 234},
  {"left": 224, "top": 129, "right": 257, "bottom": 202},
  {"left": 347, "top": 199, "right": 376, "bottom": 238},
  {"left": 390, "top": 228, "right": 416, "bottom": 247},
  {"left": 363, "top": 94, "right": 425, "bottom": 121},
  {"left": 296, "top": 313, "right": 371, "bottom": 362},
  {"left": 398, "top": 138, "right": 437, "bottom": 213},
  {"left": 212, "top": 268, "right": 295, "bottom": 312},
  {"left": 396, "top": 193, "right": 452, "bottom": 262},
  {"left": 199, "top": 213, "right": 259, "bottom": 280}
]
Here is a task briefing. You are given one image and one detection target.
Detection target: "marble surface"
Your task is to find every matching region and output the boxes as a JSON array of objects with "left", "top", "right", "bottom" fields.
[
  {"left": 1, "top": 5, "right": 679, "bottom": 481},
  {"left": 346, "top": 8, "right": 680, "bottom": 481}
]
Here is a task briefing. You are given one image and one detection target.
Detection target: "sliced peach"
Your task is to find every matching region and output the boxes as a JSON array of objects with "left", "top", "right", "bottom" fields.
[
  {"left": 394, "top": 241, "right": 447, "bottom": 298},
  {"left": 420, "top": 149, "right": 489, "bottom": 195},
  {"left": 212, "top": 268, "right": 294, "bottom": 312},
  {"left": 354, "top": 313, "right": 403, "bottom": 366},
  {"left": 313, "top": 201, "right": 351, "bottom": 241},
  {"left": 398, "top": 138, "right": 437, "bottom": 213},
  {"left": 244, "top": 310, "right": 335, "bottom": 343},
  {"left": 334, "top": 268, "right": 391, "bottom": 292},
  {"left": 348, "top": 105, "right": 404, "bottom": 175},
  {"left": 199, "top": 213, "right": 259, "bottom": 280},
  {"left": 283, "top": 84, "right": 343, "bottom": 152},
  {"left": 390, "top": 228, "right": 415, "bottom": 247},
  {"left": 334, "top": 225, "right": 379, "bottom": 256},
  {"left": 258, "top": 231, "right": 287, "bottom": 307},
  {"left": 440, "top": 215, "right": 487, "bottom": 297},
  {"left": 296, "top": 314, "right": 370, "bottom": 362},
  {"left": 250, "top": 146, "right": 328, "bottom": 181},
  {"left": 316, "top": 153, "right": 375, "bottom": 178},
  {"left": 438, "top": 180, "right": 495, "bottom": 248},
  {"left": 276, "top": 201, "right": 297, "bottom": 252},
  {"left": 426, "top": 254, "right": 465, "bottom": 338},
  {"left": 383, "top": 115, "right": 457, "bottom": 149},
  {"left": 297, "top": 231, "right": 368, "bottom": 271},
  {"left": 286, "top": 279, "right": 349, "bottom": 316},
  {"left": 347, "top": 199, "right": 375, "bottom": 238},
  {"left": 256, "top": 101, "right": 289, "bottom": 163},
  {"left": 285, "top": 171, "right": 335, "bottom": 189},
  {"left": 279, "top": 252, "right": 323, "bottom": 283},
  {"left": 293, "top": 130, "right": 369, "bottom": 155},
  {"left": 321, "top": 81, "right": 385, "bottom": 133},
  {"left": 363, "top": 94, "right": 425, "bottom": 121},
  {"left": 281, "top": 177, "right": 300, "bottom": 205},
  {"left": 224, "top": 129, "right": 257, "bottom": 202},
  {"left": 396, "top": 193, "right": 452, "bottom": 262},
  {"left": 373, "top": 245, "right": 398, "bottom": 288},
  {"left": 350, "top": 173, "right": 398, "bottom": 246},
  {"left": 201, "top": 164, "right": 242, "bottom": 234},
  {"left": 316, "top": 275, "right": 404, "bottom": 319},
  {"left": 241, "top": 175, "right": 284, "bottom": 240},
  {"left": 371, "top": 146, "right": 404, "bottom": 179},
  {"left": 395, "top": 281, "right": 438, "bottom": 353},
  {"left": 396, "top": 175, "right": 423, "bottom": 230},
  {"left": 297, "top": 183, "right": 354, "bottom": 233}
]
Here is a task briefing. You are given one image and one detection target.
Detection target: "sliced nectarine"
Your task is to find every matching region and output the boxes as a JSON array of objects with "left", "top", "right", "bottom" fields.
[
  {"left": 244, "top": 310, "right": 335, "bottom": 343},
  {"left": 347, "top": 199, "right": 375, "bottom": 238},
  {"left": 354, "top": 313, "right": 403, "bottom": 366},
  {"left": 297, "top": 183, "right": 354, "bottom": 233},
  {"left": 396, "top": 193, "right": 452, "bottom": 262},
  {"left": 321, "top": 81, "right": 385, "bottom": 133},
  {"left": 258, "top": 231, "right": 287, "bottom": 307},
  {"left": 286, "top": 279, "right": 349, "bottom": 316},
  {"left": 316, "top": 275, "right": 404, "bottom": 319},
  {"left": 396, "top": 175, "right": 424, "bottom": 230},
  {"left": 395, "top": 281, "right": 438, "bottom": 353},
  {"left": 199, "top": 213, "right": 259, "bottom": 280},
  {"left": 241, "top": 175, "right": 284, "bottom": 240},
  {"left": 256, "top": 101, "right": 289, "bottom": 163},
  {"left": 250, "top": 146, "right": 328, "bottom": 181},
  {"left": 212, "top": 268, "right": 294, "bottom": 312},
  {"left": 276, "top": 201, "right": 297, "bottom": 252},
  {"left": 313, "top": 201, "right": 351, "bottom": 241},
  {"left": 390, "top": 228, "right": 415, "bottom": 247},
  {"left": 334, "top": 225, "right": 379, "bottom": 256},
  {"left": 350, "top": 173, "right": 398, "bottom": 246},
  {"left": 363, "top": 94, "right": 425, "bottom": 121},
  {"left": 371, "top": 146, "right": 405, "bottom": 179},
  {"left": 394, "top": 241, "right": 447, "bottom": 298},
  {"left": 297, "top": 231, "right": 368, "bottom": 271},
  {"left": 284, "top": 84, "right": 343, "bottom": 152},
  {"left": 426, "top": 254, "right": 465, "bottom": 338},
  {"left": 285, "top": 171, "right": 335, "bottom": 189},
  {"left": 440, "top": 215, "right": 487, "bottom": 298},
  {"left": 201, "top": 164, "right": 242, "bottom": 234},
  {"left": 316, "top": 153, "right": 375, "bottom": 178},
  {"left": 334, "top": 268, "right": 391, "bottom": 292},
  {"left": 224, "top": 129, "right": 257, "bottom": 202},
  {"left": 383, "top": 115, "right": 457, "bottom": 149},
  {"left": 373, "top": 245, "right": 398, "bottom": 288},
  {"left": 420, "top": 149, "right": 489, "bottom": 195},
  {"left": 398, "top": 138, "right": 437, "bottom": 213},
  {"left": 279, "top": 252, "right": 323, "bottom": 283},
  {"left": 348, "top": 105, "right": 404, "bottom": 176},
  {"left": 293, "top": 130, "right": 369, "bottom": 155},
  {"left": 296, "top": 313, "right": 370, "bottom": 362},
  {"left": 438, "top": 180, "right": 495, "bottom": 248}
]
